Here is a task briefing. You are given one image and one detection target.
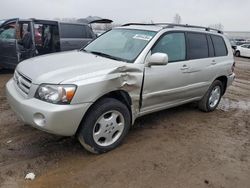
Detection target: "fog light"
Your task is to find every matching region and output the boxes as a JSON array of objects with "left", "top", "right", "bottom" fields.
[{"left": 33, "top": 113, "right": 46, "bottom": 126}]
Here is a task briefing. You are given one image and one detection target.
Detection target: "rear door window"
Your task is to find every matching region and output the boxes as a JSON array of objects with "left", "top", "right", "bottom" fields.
[
  {"left": 241, "top": 44, "right": 248, "bottom": 48},
  {"left": 211, "top": 35, "right": 228, "bottom": 56},
  {"left": 152, "top": 32, "right": 186, "bottom": 62},
  {"left": 187, "top": 32, "right": 209, "bottom": 59}
]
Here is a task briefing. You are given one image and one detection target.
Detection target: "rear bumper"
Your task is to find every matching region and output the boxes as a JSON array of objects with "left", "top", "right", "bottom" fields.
[
  {"left": 227, "top": 73, "right": 235, "bottom": 87},
  {"left": 6, "top": 79, "right": 91, "bottom": 136}
]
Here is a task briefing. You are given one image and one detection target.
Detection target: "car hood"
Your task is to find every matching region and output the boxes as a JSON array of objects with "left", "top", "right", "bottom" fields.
[{"left": 16, "top": 51, "right": 130, "bottom": 84}]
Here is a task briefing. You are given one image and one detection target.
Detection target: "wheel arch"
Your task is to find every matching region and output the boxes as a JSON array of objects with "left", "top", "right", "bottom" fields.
[
  {"left": 235, "top": 50, "right": 240, "bottom": 56},
  {"left": 75, "top": 90, "right": 133, "bottom": 135},
  {"left": 215, "top": 75, "right": 228, "bottom": 95}
]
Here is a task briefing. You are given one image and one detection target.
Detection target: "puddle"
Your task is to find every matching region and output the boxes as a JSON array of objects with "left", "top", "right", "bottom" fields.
[{"left": 219, "top": 98, "right": 250, "bottom": 111}]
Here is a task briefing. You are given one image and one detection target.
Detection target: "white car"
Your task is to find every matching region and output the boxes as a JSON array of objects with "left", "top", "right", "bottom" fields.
[{"left": 235, "top": 44, "right": 250, "bottom": 57}]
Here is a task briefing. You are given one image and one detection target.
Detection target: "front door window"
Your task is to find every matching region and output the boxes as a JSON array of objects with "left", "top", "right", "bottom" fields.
[
  {"left": 151, "top": 32, "right": 186, "bottom": 62},
  {"left": 0, "top": 24, "right": 16, "bottom": 39}
]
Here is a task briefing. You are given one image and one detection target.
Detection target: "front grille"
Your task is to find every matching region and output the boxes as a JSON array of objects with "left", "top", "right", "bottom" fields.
[{"left": 14, "top": 71, "right": 32, "bottom": 95}]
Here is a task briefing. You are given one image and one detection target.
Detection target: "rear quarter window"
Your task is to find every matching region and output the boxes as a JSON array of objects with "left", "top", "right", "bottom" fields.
[
  {"left": 211, "top": 35, "right": 228, "bottom": 57},
  {"left": 60, "top": 24, "right": 92, "bottom": 39}
]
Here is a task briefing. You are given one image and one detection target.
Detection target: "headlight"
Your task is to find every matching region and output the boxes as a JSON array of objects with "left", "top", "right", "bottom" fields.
[{"left": 35, "top": 84, "right": 77, "bottom": 104}]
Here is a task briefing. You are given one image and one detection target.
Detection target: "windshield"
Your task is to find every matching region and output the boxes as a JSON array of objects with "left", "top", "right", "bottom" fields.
[{"left": 84, "top": 29, "right": 156, "bottom": 62}]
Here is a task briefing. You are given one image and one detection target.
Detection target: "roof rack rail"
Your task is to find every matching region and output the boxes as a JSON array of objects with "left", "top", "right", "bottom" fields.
[
  {"left": 122, "top": 23, "right": 223, "bottom": 34},
  {"left": 122, "top": 23, "right": 156, "bottom": 26}
]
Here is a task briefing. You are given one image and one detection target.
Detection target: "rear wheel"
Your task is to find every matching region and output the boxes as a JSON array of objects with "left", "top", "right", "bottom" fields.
[
  {"left": 77, "top": 98, "right": 131, "bottom": 154},
  {"left": 198, "top": 80, "right": 223, "bottom": 112},
  {"left": 235, "top": 51, "right": 240, "bottom": 57}
]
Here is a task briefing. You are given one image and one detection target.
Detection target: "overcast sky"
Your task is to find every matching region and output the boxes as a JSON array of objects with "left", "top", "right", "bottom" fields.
[{"left": 1, "top": 0, "right": 249, "bottom": 31}]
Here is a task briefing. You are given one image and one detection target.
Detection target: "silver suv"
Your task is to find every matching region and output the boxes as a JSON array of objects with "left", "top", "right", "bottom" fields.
[{"left": 6, "top": 23, "right": 235, "bottom": 153}]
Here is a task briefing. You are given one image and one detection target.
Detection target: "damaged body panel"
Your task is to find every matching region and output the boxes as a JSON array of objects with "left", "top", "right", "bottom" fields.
[
  {"left": 65, "top": 62, "right": 144, "bottom": 122},
  {"left": 16, "top": 50, "right": 144, "bottom": 124}
]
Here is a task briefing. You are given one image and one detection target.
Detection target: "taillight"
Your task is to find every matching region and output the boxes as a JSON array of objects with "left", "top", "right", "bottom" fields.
[{"left": 232, "top": 62, "right": 235, "bottom": 72}]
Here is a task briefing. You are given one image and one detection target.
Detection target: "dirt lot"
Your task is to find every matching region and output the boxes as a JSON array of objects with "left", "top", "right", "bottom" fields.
[{"left": 0, "top": 57, "right": 249, "bottom": 188}]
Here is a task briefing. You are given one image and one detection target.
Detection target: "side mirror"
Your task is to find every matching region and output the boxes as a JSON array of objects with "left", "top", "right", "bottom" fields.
[{"left": 147, "top": 53, "right": 168, "bottom": 67}]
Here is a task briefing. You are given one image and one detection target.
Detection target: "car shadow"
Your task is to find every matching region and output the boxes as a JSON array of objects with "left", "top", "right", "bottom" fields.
[
  {"left": 2, "top": 102, "right": 199, "bottom": 163},
  {"left": 0, "top": 68, "right": 14, "bottom": 74},
  {"left": 0, "top": 100, "right": 209, "bottom": 184}
]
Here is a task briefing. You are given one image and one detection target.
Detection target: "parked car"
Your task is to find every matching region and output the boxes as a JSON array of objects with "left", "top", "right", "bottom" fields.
[
  {"left": 6, "top": 23, "right": 235, "bottom": 154},
  {"left": 235, "top": 39, "right": 248, "bottom": 46},
  {"left": 234, "top": 38, "right": 247, "bottom": 42},
  {"left": 235, "top": 44, "right": 250, "bottom": 57},
  {"left": 0, "top": 18, "right": 100, "bottom": 69}
]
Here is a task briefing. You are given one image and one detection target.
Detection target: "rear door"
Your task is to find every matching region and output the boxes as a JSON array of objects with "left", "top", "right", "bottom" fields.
[
  {"left": 60, "top": 23, "right": 94, "bottom": 51},
  {"left": 33, "top": 20, "right": 60, "bottom": 55},
  {"left": 186, "top": 33, "right": 229, "bottom": 98},
  {"left": 183, "top": 32, "right": 215, "bottom": 97},
  {"left": 0, "top": 19, "right": 19, "bottom": 68}
]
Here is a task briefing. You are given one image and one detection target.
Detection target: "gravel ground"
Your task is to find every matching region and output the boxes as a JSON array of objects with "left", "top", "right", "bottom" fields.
[{"left": 0, "top": 57, "right": 249, "bottom": 188}]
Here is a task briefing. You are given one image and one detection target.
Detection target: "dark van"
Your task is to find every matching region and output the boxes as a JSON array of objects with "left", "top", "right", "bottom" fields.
[{"left": 0, "top": 18, "right": 109, "bottom": 69}]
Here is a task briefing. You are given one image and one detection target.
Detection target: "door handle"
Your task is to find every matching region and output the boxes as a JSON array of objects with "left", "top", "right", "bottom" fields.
[
  {"left": 211, "top": 60, "right": 217, "bottom": 65},
  {"left": 180, "top": 64, "right": 189, "bottom": 70}
]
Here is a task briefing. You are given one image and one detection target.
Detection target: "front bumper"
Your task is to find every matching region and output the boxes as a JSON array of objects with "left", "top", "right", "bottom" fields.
[{"left": 6, "top": 79, "right": 91, "bottom": 136}]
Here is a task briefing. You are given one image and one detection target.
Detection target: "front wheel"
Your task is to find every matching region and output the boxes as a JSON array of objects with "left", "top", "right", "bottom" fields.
[
  {"left": 77, "top": 98, "right": 131, "bottom": 154},
  {"left": 198, "top": 80, "right": 223, "bottom": 112}
]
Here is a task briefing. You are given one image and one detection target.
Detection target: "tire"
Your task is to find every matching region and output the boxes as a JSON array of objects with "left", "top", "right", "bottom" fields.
[
  {"left": 235, "top": 51, "right": 240, "bottom": 57},
  {"left": 198, "top": 80, "right": 223, "bottom": 112},
  {"left": 77, "top": 98, "right": 131, "bottom": 154}
]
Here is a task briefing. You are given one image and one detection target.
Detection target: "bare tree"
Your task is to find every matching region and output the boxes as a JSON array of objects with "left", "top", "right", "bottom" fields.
[
  {"left": 173, "top": 14, "right": 182, "bottom": 24},
  {"left": 208, "top": 23, "right": 224, "bottom": 31},
  {"left": 111, "top": 23, "right": 122, "bottom": 28}
]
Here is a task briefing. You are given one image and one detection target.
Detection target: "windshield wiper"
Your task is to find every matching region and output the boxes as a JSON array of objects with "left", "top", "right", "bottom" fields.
[
  {"left": 80, "top": 48, "right": 87, "bottom": 52},
  {"left": 88, "top": 51, "right": 126, "bottom": 62}
]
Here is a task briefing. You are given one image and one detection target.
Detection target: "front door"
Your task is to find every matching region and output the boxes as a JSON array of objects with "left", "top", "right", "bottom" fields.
[
  {"left": 246, "top": 45, "right": 250, "bottom": 57},
  {"left": 141, "top": 32, "right": 193, "bottom": 113},
  {"left": 0, "top": 19, "right": 18, "bottom": 68}
]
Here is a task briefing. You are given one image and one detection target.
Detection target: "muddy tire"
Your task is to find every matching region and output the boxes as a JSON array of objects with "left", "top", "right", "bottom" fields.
[
  {"left": 77, "top": 98, "right": 131, "bottom": 154},
  {"left": 198, "top": 80, "right": 223, "bottom": 112},
  {"left": 235, "top": 51, "right": 240, "bottom": 57}
]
